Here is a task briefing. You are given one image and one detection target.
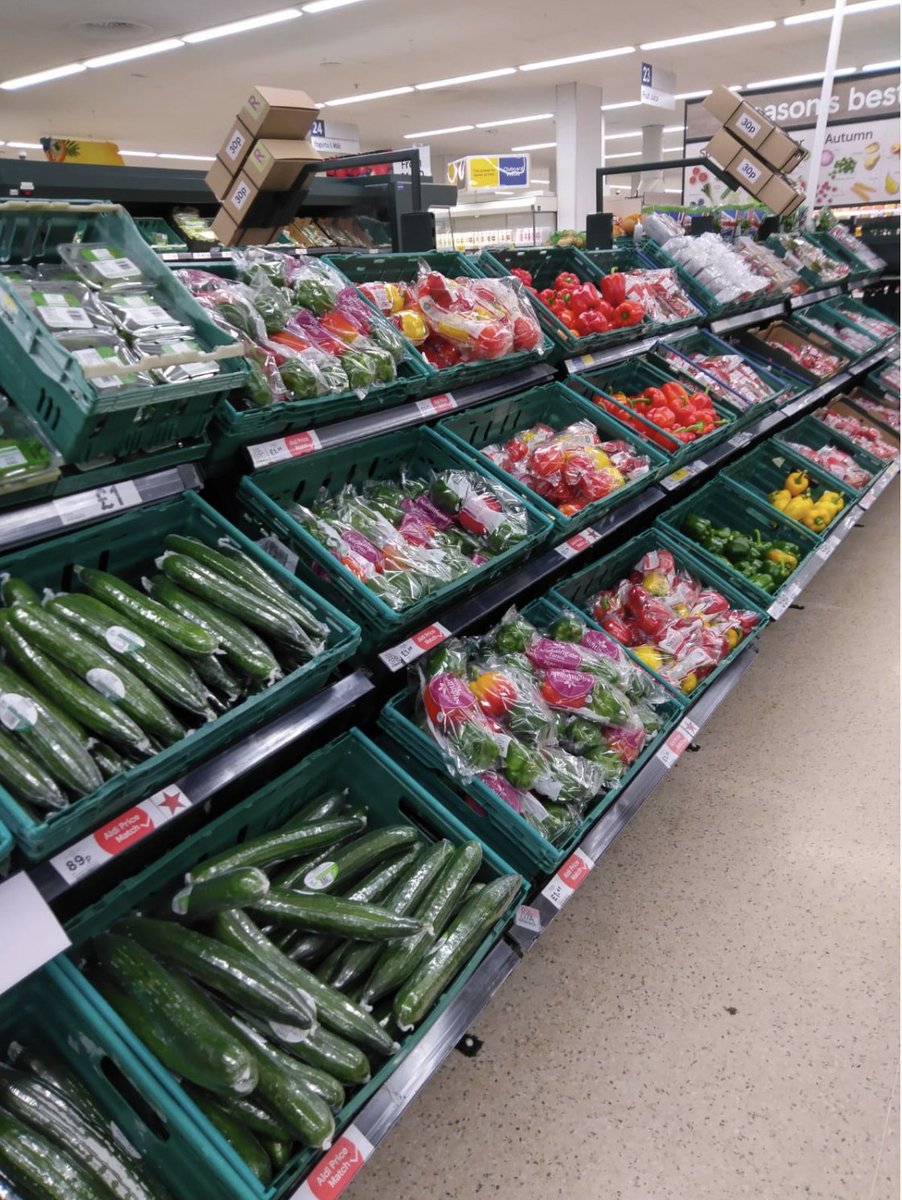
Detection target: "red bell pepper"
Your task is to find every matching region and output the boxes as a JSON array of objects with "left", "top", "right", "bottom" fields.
[
  {"left": 554, "top": 271, "right": 581, "bottom": 291},
  {"left": 600, "top": 272, "right": 626, "bottom": 307},
  {"left": 616, "top": 299, "right": 644, "bottom": 327},
  {"left": 538, "top": 287, "right": 556, "bottom": 307},
  {"left": 510, "top": 267, "right": 533, "bottom": 286},
  {"left": 648, "top": 405, "right": 677, "bottom": 429},
  {"left": 660, "top": 381, "right": 689, "bottom": 405}
]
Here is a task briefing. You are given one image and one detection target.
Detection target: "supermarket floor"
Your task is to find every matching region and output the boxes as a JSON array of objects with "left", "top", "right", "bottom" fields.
[{"left": 351, "top": 482, "right": 900, "bottom": 1200}]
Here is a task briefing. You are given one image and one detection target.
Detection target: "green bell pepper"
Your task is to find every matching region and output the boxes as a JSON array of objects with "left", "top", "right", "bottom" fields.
[{"left": 504, "top": 739, "right": 545, "bottom": 789}]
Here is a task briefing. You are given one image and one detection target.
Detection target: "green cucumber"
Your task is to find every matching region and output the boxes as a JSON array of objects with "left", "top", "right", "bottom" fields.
[
  {"left": 0, "top": 667, "right": 104, "bottom": 794},
  {"left": 393, "top": 874, "right": 522, "bottom": 1030},
  {"left": 277, "top": 825, "right": 420, "bottom": 893},
  {"left": 0, "top": 614, "right": 153, "bottom": 758},
  {"left": 145, "top": 575, "right": 282, "bottom": 684},
  {"left": 119, "top": 918, "right": 315, "bottom": 1030},
  {"left": 0, "top": 1110, "right": 104, "bottom": 1200},
  {"left": 289, "top": 1023, "right": 370, "bottom": 1085},
  {"left": 226, "top": 1020, "right": 334, "bottom": 1148},
  {"left": 0, "top": 1170, "right": 25, "bottom": 1199},
  {"left": 0, "top": 577, "right": 39, "bottom": 607},
  {"left": 0, "top": 1067, "right": 174, "bottom": 1200},
  {"left": 7, "top": 605, "right": 184, "bottom": 747},
  {"left": 362, "top": 841, "right": 483, "bottom": 1006},
  {"left": 0, "top": 661, "right": 89, "bottom": 747},
  {"left": 213, "top": 911, "right": 397, "bottom": 1056},
  {"left": 191, "top": 654, "right": 245, "bottom": 705},
  {"left": 92, "top": 742, "right": 133, "bottom": 780},
  {"left": 330, "top": 840, "right": 455, "bottom": 991},
  {"left": 91, "top": 935, "right": 258, "bottom": 1096},
  {"left": 252, "top": 888, "right": 426, "bottom": 941},
  {"left": 190, "top": 813, "right": 366, "bottom": 883},
  {"left": 314, "top": 943, "right": 345, "bottom": 983},
  {"left": 170, "top": 536, "right": 328, "bottom": 642},
  {"left": 0, "top": 726, "right": 67, "bottom": 811},
  {"left": 159, "top": 554, "right": 312, "bottom": 653},
  {"left": 75, "top": 567, "right": 218, "bottom": 658},
  {"left": 48, "top": 595, "right": 215, "bottom": 720},
  {"left": 171, "top": 867, "right": 269, "bottom": 919},
  {"left": 233, "top": 1019, "right": 345, "bottom": 1111},
  {"left": 283, "top": 788, "right": 348, "bottom": 829},
  {"left": 6, "top": 1042, "right": 112, "bottom": 1137},
  {"left": 261, "top": 1139, "right": 292, "bottom": 1171},
  {"left": 183, "top": 1087, "right": 271, "bottom": 1185},
  {"left": 195, "top": 1092, "right": 291, "bottom": 1141}
]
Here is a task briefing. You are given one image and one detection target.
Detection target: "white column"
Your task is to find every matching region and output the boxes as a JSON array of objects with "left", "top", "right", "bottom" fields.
[
  {"left": 804, "top": 0, "right": 847, "bottom": 224},
  {"left": 555, "top": 82, "right": 603, "bottom": 229},
  {"left": 641, "top": 124, "right": 664, "bottom": 194}
]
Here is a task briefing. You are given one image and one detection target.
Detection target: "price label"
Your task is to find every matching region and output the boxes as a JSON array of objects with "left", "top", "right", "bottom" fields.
[
  {"left": 415, "top": 393, "right": 456, "bottom": 417},
  {"left": 0, "top": 874, "right": 71, "bottom": 996},
  {"left": 735, "top": 111, "right": 762, "bottom": 140},
  {"left": 248, "top": 430, "right": 322, "bottom": 469},
  {"left": 768, "top": 581, "right": 801, "bottom": 620},
  {"left": 655, "top": 717, "right": 700, "bottom": 768},
  {"left": 540, "top": 848, "right": 595, "bottom": 910},
  {"left": 735, "top": 157, "right": 763, "bottom": 186},
  {"left": 514, "top": 904, "right": 542, "bottom": 934},
  {"left": 54, "top": 480, "right": 142, "bottom": 527},
  {"left": 378, "top": 623, "right": 450, "bottom": 672},
  {"left": 290, "top": 1127, "right": 374, "bottom": 1199},
  {"left": 225, "top": 129, "right": 247, "bottom": 161},
  {"left": 257, "top": 535, "right": 299, "bottom": 575},
  {"left": 230, "top": 180, "right": 251, "bottom": 211},
  {"left": 661, "top": 462, "right": 701, "bottom": 491},
  {"left": 48, "top": 785, "right": 191, "bottom": 887},
  {"left": 816, "top": 535, "right": 840, "bottom": 561},
  {"left": 555, "top": 528, "right": 602, "bottom": 560},
  {"left": 728, "top": 430, "right": 753, "bottom": 450}
]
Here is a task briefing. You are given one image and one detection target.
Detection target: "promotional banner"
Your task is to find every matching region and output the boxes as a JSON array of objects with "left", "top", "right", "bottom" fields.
[
  {"left": 41, "top": 138, "right": 123, "bottom": 165},
  {"left": 447, "top": 154, "right": 530, "bottom": 189}
]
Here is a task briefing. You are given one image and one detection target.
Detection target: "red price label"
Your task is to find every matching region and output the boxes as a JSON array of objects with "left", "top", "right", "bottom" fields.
[
  {"left": 248, "top": 430, "right": 322, "bottom": 468},
  {"left": 555, "top": 528, "right": 601, "bottom": 559},
  {"left": 415, "top": 393, "right": 456, "bottom": 417},
  {"left": 412, "top": 624, "right": 447, "bottom": 651},
  {"left": 378, "top": 623, "right": 450, "bottom": 671},
  {"left": 291, "top": 1129, "right": 374, "bottom": 1199},
  {"left": 285, "top": 431, "right": 322, "bottom": 457},
  {"left": 655, "top": 717, "right": 700, "bottom": 769},
  {"left": 541, "top": 848, "right": 595, "bottom": 909}
]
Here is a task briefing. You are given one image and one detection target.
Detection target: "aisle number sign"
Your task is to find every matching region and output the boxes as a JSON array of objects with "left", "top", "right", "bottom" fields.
[
  {"left": 447, "top": 154, "right": 530, "bottom": 189},
  {"left": 639, "top": 62, "right": 676, "bottom": 110}
]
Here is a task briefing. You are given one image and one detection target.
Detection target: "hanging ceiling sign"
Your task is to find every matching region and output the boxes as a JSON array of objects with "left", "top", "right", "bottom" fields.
[
  {"left": 41, "top": 138, "right": 124, "bottom": 165},
  {"left": 640, "top": 62, "right": 676, "bottom": 110},
  {"left": 393, "top": 144, "right": 432, "bottom": 176},
  {"left": 447, "top": 154, "right": 530, "bottom": 189},
  {"left": 309, "top": 118, "right": 360, "bottom": 155}
]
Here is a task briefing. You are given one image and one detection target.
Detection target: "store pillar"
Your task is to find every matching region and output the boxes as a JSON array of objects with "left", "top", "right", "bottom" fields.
[
  {"left": 632, "top": 124, "right": 663, "bottom": 195},
  {"left": 555, "top": 82, "right": 603, "bottom": 230}
]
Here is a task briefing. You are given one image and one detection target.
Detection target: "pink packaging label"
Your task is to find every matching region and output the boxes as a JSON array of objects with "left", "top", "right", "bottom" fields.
[
  {"left": 403, "top": 495, "right": 454, "bottom": 531},
  {"left": 581, "top": 629, "right": 620, "bottom": 660},
  {"left": 342, "top": 528, "right": 381, "bottom": 565},
  {"left": 527, "top": 638, "right": 582, "bottom": 670},
  {"left": 426, "top": 673, "right": 477, "bottom": 718},
  {"left": 543, "top": 668, "right": 594, "bottom": 705},
  {"left": 479, "top": 772, "right": 523, "bottom": 813}
]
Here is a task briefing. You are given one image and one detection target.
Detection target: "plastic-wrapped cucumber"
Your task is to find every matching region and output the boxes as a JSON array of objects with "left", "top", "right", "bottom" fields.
[
  {"left": 75, "top": 567, "right": 218, "bottom": 658},
  {"left": 184, "top": 1087, "right": 272, "bottom": 1185},
  {"left": 190, "top": 812, "right": 366, "bottom": 882},
  {"left": 0, "top": 1110, "right": 108, "bottom": 1200}
]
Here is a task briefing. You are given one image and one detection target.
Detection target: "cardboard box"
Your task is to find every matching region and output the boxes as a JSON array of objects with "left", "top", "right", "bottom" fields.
[
  {"left": 759, "top": 127, "right": 806, "bottom": 173},
  {"left": 211, "top": 208, "right": 275, "bottom": 248},
  {"left": 702, "top": 84, "right": 743, "bottom": 123},
  {"left": 825, "top": 396, "right": 900, "bottom": 450},
  {"left": 221, "top": 171, "right": 262, "bottom": 223},
  {"left": 216, "top": 118, "right": 253, "bottom": 172},
  {"left": 240, "top": 86, "right": 318, "bottom": 139},
  {"left": 728, "top": 146, "right": 774, "bottom": 196},
  {"left": 744, "top": 322, "right": 850, "bottom": 382},
  {"left": 757, "top": 173, "right": 805, "bottom": 216},
  {"left": 704, "top": 128, "right": 744, "bottom": 169},
  {"left": 205, "top": 158, "right": 237, "bottom": 202},
  {"left": 725, "top": 101, "right": 773, "bottom": 150},
  {"left": 243, "top": 138, "right": 322, "bottom": 191}
]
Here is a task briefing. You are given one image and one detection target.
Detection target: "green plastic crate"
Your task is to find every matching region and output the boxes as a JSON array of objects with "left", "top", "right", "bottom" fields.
[
  {"left": 764, "top": 232, "right": 855, "bottom": 289},
  {"left": 640, "top": 239, "right": 771, "bottom": 319},
  {"left": 62, "top": 728, "right": 524, "bottom": 1200},
  {"left": 568, "top": 357, "right": 738, "bottom": 473},
  {"left": 0, "top": 490, "right": 360, "bottom": 862},
  {"left": 0, "top": 964, "right": 233, "bottom": 1200},
  {"left": 806, "top": 230, "right": 871, "bottom": 282},
  {"left": 791, "top": 302, "right": 882, "bottom": 363},
  {"left": 134, "top": 216, "right": 188, "bottom": 254},
  {"left": 379, "top": 593, "right": 684, "bottom": 878},
  {"left": 721, "top": 440, "right": 858, "bottom": 540},
  {"left": 0, "top": 817, "right": 10, "bottom": 873},
  {"left": 822, "top": 295, "right": 898, "bottom": 347},
  {"left": 0, "top": 200, "right": 247, "bottom": 463},
  {"left": 434, "top": 381, "right": 666, "bottom": 531},
  {"left": 655, "top": 478, "right": 820, "bottom": 607},
  {"left": 551, "top": 528, "right": 768, "bottom": 701},
  {"left": 326, "top": 251, "right": 553, "bottom": 392},
  {"left": 581, "top": 243, "right": 707, "bottom": 331},
  {"left": 653, "top": 328, "right": 788, "bottom": 414},
  {"left": 238, "top": 425, "right": 553, "bottom": 651},
  {"left": 774, "top": 413, "right": 887, "bottom": 494}
]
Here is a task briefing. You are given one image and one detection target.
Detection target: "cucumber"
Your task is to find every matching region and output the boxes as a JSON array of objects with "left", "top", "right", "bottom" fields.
[
  {"left": 172, "top": 867, "right": 270, "bottom": 920},
  {"left": 183, "top": 1087, "right": 272, "bottom": 1185},
  {"left": 0, "top": 1171, "right": 25, "bottom": 1199},
  {"left": 75, "top": 567, "right": 218, "bottom": 658},
  {"left": 252, "top": 888, "right": 426, "bottom": 941},
  {"left": 226, "top": 1020, "right": 334, "bottom": 1148},
  {"left": 393, "top": 874, "right": 521, "bottom": 1030},
  {"left": 48, "top": 595, "right": 215, "bottom": 720},
  {"left": 189, "top": 813, "right": 366, "bottom": 883},
  {"left": 261, "top": 1138, "right": 293, "bottom": 1171},
  {"left": 145, "top": 574, "right": 282, "bottom": 684},
  {"left": 0, "top": 615, "right": 153, "bottom": 759},
  {"left": 232, "top": 1018, "right": 344, "bottom": 1111},
  {"left": 92, "top": 742, "right": 133, "bottom": 780},
  {"left": 173, "top": 537, "right": 328, "bottom": 642},
  {"left": 314, "top": 943, "right": 345, "bottom": 984},
  {"left": 6, "top": 1042, "right": 111, "bottom": 1137},
  {"left": 0, "top": 1067, "right": 174, "bottom": 1200},
  {"left": 196, "top": 1091, "right": 292, "bottom": 1141},
  {"left": 159, "top": 554, "right": 313, "bottom": 653},
  {"left": 362, "top": 841, "right": 483, "bottom": 1006},
  {"left": 213, "top": 911, "right": 397, "bottom": 1056},
  {"left": 191, "top": 653, "right": 245, "bottom": 705},
  {"left": 91, "top": 935, "right": 258, "bottom": 1096},
  {"left": 283, "top": 788, "right": 348, "bottom": 829},
  {"left": 119, "top": 917, "right": 315, "bottom": 1030},
  {"left": 289, "top": 1023, "right": 370, "bottom": 1086},
  {"left": 8, "top": 605, "right": 184, "bottom": 747},
  {"left": 0, "top": 577, "right": 39, "bottom": 607},
  {"left": 330, "top": 841, "right": 454, "bottom": 992},
  {"left": 0, "top": 661, "right": 89, "bottom": 747},
  {"left": 0, "top": 726, "right": 67, "bottom": 811},
  {"left": 277, "top": 825, "right": 420, "bottom": 893},
  {"left": 0, "top": 1110, "right": 105, "bottom": 1200}
]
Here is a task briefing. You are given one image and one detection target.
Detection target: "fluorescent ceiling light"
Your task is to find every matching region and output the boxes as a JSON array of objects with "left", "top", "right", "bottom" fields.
[
  {"left": 663, "top": 145, "right": 683, "bottom": 152},
  {"left": 475, "top": 113, "right": 554, "bottom": 128},
  {"left": 675, "top": 89, "right": 711, "bottom": 99},
  {"left": 1, "top": 63, "right": 85, "bottom": 90},
  {"left": 605, "top": 130, "right": 641, "bottom": 140},
  {"left": 511, "top": 141, "right": 556, "bottom": 150},
  {"left": 601, "top": 100, "right": 641, "bottom": 110},
  {"left": 746, "top": 67, "right": 856, "bottom": 87},
  {"left": 664, "top": 188, "right": 683, "bottom": 194},
  {"left": 303, "top": 0, "right": 368, "bottom": 9},
  {"left": 663, "top": 125, "right": 685, "bottom": 132},
  {"left": 416, "top": 68, "right": 516, "bottom": 89},
  {"left": 85, "top": 39, "right": 184, "bottom": 68},
  {"left": 7, "top": 142, "right": 41, "bottom": 149},
  {"left": 605, "top": 150, "right": 641, "bottom": 160},
  {"left": 159, "top": 153, "right": 216, "bottom": 161},
  {"left": 404, "top": 125, "right": 474, "bottom": 137},
  {"left": 120, "top": 150, "right": 159, "bottom": 157},
  {"left": 325, "top": 86, "right": 413, "bottom": 105},
  {"left": 862, "top": 60, "right": 901, "bottom": 69},
  {"left": 640, "top": 21, "right": 775, "bottom": 50},
  {"left": 784, "top": 0, "right": 897, "bottom": 23},
  {"left": 520, "top": 46, "right": 635, "bottom": 71},
  {"left": 184, "top": 9, "right": 301, "bottom": 43}
]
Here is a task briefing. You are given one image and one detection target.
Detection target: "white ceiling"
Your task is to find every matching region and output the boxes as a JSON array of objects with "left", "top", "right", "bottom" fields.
[{"left": 0, "top": 0, "right": 898, "bottom": 186}]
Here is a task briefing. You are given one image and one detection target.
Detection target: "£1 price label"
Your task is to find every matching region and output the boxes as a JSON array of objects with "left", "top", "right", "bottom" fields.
[
  {"left": 655, "top": 716, "right": 700, "bottom": 769},
  {"left": 378, "top": 623, "right": 450, "bottom": 672},
  {"left": 54, "top": 479, "right": 142, "bottom": 527},
  {"left": 290, "top": 1127, "right": 374, "bottom": 1199},
  {"left": 555, "top": 528, "right": 601, "bottom": 560},
  {"left": 540, "top": 848, "right": 595, "bottom": 909}
]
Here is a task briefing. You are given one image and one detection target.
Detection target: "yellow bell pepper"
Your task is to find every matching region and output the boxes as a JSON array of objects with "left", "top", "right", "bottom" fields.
[
  {"left": 770, "top": 488, "right": 792, "bottom": 511},
  {"left": 395, "top": 309, "right": 427, "bottom": 344},
  {"left": 680, "top": 671, "right": 699, "bottom": 695},
  {"left": 640, "top": 569, "right": 669, "bottom": 596},
  {"left": 805, "top": 505, "right": 832, "bottom": 533},
  {"left": 785, "top": 470, "right": 809, "bottom": 497},
  {"left": 724, "top": 627, "right": 740, "bottom": 649},
  {"left": 588, "top": 448, "right": 612, "bottom": 469},
  {"left": 633, "top": 644, "right": 663, "bottom": 671},
  {"left": 784, "top": 495, "right": 813, "bottom": 521},
  {"left": 766, "top": 548, "right": 798, "bottom": 568}
]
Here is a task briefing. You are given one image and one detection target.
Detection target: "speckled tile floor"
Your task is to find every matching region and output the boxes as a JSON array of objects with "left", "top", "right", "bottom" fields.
[{"left": 350, "top": 482, "right": 900, "bottom": 1200}]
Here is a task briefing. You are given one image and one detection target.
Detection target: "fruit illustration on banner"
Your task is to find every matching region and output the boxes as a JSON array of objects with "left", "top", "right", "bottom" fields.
[{"left": 41, "top": 137, "right": 124, "bottom": 165}]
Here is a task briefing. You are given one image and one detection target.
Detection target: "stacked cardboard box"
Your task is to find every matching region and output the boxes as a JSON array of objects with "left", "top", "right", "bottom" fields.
[
  {"left": 206, "top": 86, "right": 323, "bottom": 246},
  {"left": 703, "top": 86, "right": 807, "bottom": 216}
]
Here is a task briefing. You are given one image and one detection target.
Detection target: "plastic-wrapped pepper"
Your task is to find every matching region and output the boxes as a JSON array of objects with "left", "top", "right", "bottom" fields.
[
  {"left": 340, "top": 349, "right": 378, "bottom": 390},
  {"left": 504, "top": 739, "right": 545, "bottom": 789}
]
